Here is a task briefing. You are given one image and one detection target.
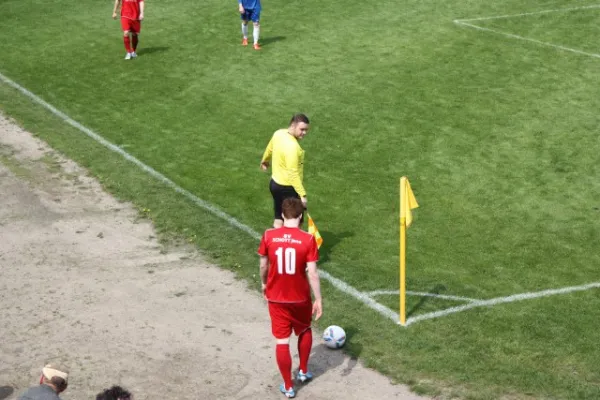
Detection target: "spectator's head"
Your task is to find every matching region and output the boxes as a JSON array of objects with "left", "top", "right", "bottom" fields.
[
  {"left": 96, "top": 386, "right": 132, "bottom": 400},
  {"left": 40, "top": 364, "right": 69, "bottom": 394}
]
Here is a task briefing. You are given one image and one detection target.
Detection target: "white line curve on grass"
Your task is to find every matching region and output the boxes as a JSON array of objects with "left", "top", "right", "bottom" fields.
[
  {"left": 455, "top": 4, "right": 600, "bottom": 23},
  {"left": 368, "top": 290, "right": 479, "bottom": 303},
  {"left": 455, "top": 21, "right": 600, "bottom": 60},
  {"left": 0, "top": 71, "right": 399, "bottom": 325},
  {"left": 405, "top": 282, "right": 600, "bottom": 326}
]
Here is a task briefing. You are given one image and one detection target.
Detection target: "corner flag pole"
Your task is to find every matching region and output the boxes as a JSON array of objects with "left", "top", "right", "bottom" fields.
[
  {"left": 399, "top": 176, "right": 418, "bottom": 326},
  {"left": 400, "top": 177, "right": 407, "bottom": 326}
]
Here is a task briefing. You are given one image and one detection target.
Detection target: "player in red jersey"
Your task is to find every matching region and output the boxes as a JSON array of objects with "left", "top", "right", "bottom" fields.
[
  {"left": 112, "top": 0, "right": 145, "bottom": 60},
  {"left": 258, "top": 197, "right": 322, "bottom": 399}
]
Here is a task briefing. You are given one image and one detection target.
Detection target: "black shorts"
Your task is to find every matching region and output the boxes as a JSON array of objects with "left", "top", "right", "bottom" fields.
[{"left": 270, "top": 179, "right": 301, "bottom": 220}]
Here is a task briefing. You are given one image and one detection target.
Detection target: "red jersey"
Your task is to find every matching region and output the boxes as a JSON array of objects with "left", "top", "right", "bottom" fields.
[
  {"left": 121, "top": 0, "right": 143, "bottom": 20},
  {"left": 258, "top": 227, "right": 319, "bottom": 303}
]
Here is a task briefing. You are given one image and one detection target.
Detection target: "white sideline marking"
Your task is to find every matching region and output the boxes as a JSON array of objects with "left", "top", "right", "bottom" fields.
[
  {"left": 7, "top": 71, "right": 598, "bottom": 327},
  {"left": 455, "top": 4, "right": 600, "bottom": 22},
  {"left": 455, "top": 21, "right": 600, "bottom": 60},
  {"left": 322, "top": 274, "right": 398, "bottom": 321},
  {"left": 405, "top": 282, "right": 600, "bottom": 326},
  {"left": 368, "top": 290, "right": 479, "bottom": 303},
  {"left": 454, "top": 5, "right": 600, "bottom": 60},
  {"left": 0, "top": 71, "right": 400, "bottom": 324}
]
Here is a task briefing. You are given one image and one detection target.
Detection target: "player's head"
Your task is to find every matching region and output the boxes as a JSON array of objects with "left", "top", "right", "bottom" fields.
[
  {"left": 289, "top": 113, "right": 310, "bottom": 140},
  {"left": 40, "top": 364, "right": 69, "bottom": 394},
  {"left": 281, "top": 198, "right": 304, "bottom": 225},
  {"left": 96, "top": 385, "right": 133, "bottom": 400}
]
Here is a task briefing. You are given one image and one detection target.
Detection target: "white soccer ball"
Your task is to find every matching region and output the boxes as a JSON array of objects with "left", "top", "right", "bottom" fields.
[{"left": 323, "top": 325, "right": 346, "bottom": 349}]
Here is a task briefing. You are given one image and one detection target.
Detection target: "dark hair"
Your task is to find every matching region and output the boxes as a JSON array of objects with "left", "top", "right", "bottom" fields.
[
  {"left": 282, "top": 198, "right": 304, "bottom": 219},
  {"left": 49, "top": 377, "right": 67, "bottom": 392},
  {"left": 96, "top": 386, "right": 132, "bottom": 400},
  {"left": 289, "top": 113, "right": 310, "bottom": 126}
]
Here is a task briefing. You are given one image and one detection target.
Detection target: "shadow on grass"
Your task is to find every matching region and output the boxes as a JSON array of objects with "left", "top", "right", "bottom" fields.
[
  {"left": 406, "top": 284, "right": 447, "bottom": 318},
  {"left": 0, "top": 386, "right": 14, "bottom": 400},
  {"left": 318, "top": 230, "right": 353, "bottom": 264},
  {"left": 137, "top": 46, "right": 170, "bottom": 55},
  {"left": 295, "top": 326, "right": 362, "bottom": 395},
  {"left": 260, "top": 36, "right": 286, "bottom": 46}
]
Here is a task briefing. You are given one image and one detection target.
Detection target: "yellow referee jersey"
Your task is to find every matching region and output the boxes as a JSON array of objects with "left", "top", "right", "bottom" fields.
[{"left": 261, "top": 129, "right": 306, "bottom": 197}]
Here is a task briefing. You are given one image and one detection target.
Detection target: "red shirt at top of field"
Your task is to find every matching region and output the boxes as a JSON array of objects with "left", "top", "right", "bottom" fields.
[
  {"left": 121, "top": 0, "right": 143, "bottom": 20},
  {"left": 258, "top": 227, "right": 319, "bottom": 303}
]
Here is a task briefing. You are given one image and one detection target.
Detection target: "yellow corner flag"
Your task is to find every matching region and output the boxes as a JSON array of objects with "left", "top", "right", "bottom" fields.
[
  {"left": 400, "top": 176, "right": 418, "bottom": 326},
  {"left": 307, "top": 213, "right": 323, "bottom": 249},
  {"left": 401, "top": 177, "right": 419, "bottom": 227}
]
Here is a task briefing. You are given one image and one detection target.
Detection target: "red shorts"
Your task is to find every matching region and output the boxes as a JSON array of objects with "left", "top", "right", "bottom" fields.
[
  {"left": 268, "top": 301, "right": 312, "bottom": 339},
  {"left": 121, "top": 17, "right": 141, "bottom": 34}
]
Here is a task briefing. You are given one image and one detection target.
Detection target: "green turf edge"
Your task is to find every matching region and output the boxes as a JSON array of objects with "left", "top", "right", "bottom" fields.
[
  {"left": 0, "top": 77, "right": 466, "bottom": 399},
  {"left": 4, "top": 81, "right": 599, "bottom": 400}
]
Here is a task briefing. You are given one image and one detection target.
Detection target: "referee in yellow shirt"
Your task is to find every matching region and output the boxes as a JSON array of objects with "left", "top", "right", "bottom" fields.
[{"left": 260, "top": 114, "right": 310, "bottom": 228}]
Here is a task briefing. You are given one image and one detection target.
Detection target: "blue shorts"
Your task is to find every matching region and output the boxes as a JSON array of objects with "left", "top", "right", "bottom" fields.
[{"left": 241, "top": 8, "right": 260, "bottom": 23}]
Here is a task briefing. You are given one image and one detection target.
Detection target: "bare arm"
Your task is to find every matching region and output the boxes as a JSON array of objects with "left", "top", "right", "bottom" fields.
[
  {"left": 112, "top": 0, "right": 121, "bottom": 18},
  {"left": 139, "top": 0, "right": 145, "bottom": 20},
  {"left": 306, "top": 261, "right": 322, "bottom": 319},
  {"left": 260, "top": 256, "right": 269, "bottom": 299}
]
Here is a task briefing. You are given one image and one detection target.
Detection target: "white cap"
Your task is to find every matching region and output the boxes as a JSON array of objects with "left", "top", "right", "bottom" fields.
[{"left": 42, "top": 364, "right": 69, "bottom": 383}]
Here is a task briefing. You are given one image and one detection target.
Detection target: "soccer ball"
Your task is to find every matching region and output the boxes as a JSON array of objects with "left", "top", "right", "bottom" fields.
[{"left": 323, "top": 325, "right": 346, "bottom": 349}]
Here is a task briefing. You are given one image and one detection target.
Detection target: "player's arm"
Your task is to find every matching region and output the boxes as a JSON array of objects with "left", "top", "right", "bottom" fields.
[
  {"left": 259, "top": 256, "right": 269, "bottom": 299},
  {"left": 307, "top": 261, "right": 322, "bottom": 320},
  {"left": 260, "top": 137, "right": 274, "bottom": 170},
  {"left": 238, "top": 0, "right": 245, "bottom": 13},
  {"left": 112, "top": 0, "right": 121, "bottom": 19},
  {"left": 285, "top": 148, "right": 307, "bottom": 203},
  {"left": 258, "top": 232, "right": 269, "bottom": 298},
  {"left": 139, "top": 0, "right": 145, "bottom": 21}
]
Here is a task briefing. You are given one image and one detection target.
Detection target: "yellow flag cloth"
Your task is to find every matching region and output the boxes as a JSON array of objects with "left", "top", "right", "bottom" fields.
[
  {"left": 401, "top": 177, "right": 419, "bottom": 227},
  {"left": 307, "top": 213, "right": 323, "bottom": 249}
]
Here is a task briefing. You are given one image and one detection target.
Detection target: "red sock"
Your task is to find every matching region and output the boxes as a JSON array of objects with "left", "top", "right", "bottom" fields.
[
  {"left": 276, "top": 344, "right": 293, "bottom": 389},
  {"left": 298, "top": 329, "right": 312, "bottom": 372},
  {"left": 123, "top": 36, "right": 132, "bottom": 52},
  {"left": 132, "top": 35, "right": 138, "bottom": 51}
]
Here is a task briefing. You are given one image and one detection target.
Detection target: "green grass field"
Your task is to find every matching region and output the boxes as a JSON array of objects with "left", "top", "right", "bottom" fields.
[{"left": 2, "top": 0, "right": 600, "bottom": 398}]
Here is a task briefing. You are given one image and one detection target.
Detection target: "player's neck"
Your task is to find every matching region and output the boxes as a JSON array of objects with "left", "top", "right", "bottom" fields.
[
  {"left": 287, "top": 129, "right": 298, "bottom": 140},
  {"left": 282, "top": 221, "right": 300, "bottom": 229},
  {"left": 43, "top": 383, "right": 59, "bottom": 394}
]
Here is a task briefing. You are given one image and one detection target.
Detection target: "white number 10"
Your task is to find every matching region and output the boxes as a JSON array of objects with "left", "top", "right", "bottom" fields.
[{"left": 275, "top": 247, "right": 296, "bottom": 275}]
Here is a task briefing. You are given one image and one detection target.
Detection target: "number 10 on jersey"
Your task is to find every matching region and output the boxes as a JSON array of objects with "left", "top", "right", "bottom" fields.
[{"left": 275, "top": 247, "right": 296, "bottom": 275}]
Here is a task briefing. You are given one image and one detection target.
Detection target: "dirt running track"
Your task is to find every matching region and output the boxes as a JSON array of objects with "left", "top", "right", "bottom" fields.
[{"left": 0, "top": 114, "right": 428, "bottom": 400}]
